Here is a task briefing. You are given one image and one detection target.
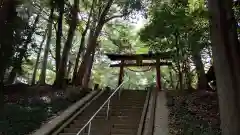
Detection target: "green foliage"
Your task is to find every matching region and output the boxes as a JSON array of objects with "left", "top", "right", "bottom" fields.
[
  {"left": 104, "top": 23, "right": 136, "bottom": 53},
  {"left": 116, "top": 0, "right": 142, "bottom": 14},
  {"left": 0, "top": 0, "right": 211, "bottom": 90},
  {"left": 139, "top": 0, "right": 208, "bottom": 52},
  {"left": 139, "top": 0, "right": 210, "bottom": 89}
]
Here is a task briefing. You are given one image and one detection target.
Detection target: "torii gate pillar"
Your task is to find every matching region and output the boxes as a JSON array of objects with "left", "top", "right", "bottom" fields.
[
  {"left": 156, "top": 59, "right": 161, "bottom": 91},
  {"left": 118, "top": 60, "right": 124, "bottom": 86}
]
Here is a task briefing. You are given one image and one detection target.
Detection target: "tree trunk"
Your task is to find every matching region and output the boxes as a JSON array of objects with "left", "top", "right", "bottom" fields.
[
  {"left": 74, "top": 29, "right": 101, "bottom": 85},
  {"left": 0, "top": 69, "right": 5, "bottom": 110},
  {"left": 75, "top": 0, "right": 114, "bottom": 85},
  {"left": 7, "top": 67, "right": 17, "bottom": 84},
  {"left": 184, "top": 59, "right": 193, "bottom": 89},
  {"left": 72, "top": 38, "right": 85, "bottom": 82},
  {"left": 0, "top": 0, "right": 13, "bottom": 27},
  {"left": 0, "top": 0, "right": 17, "bottom": 109},
  {"left": 169, "top": 67, "right": 174, "bottom": 89},
  {"left": 192, "top": 51, "right": 208, "bottom": 90},
  {"left": 74, "top": 19, "right": 96, "bottom": 84},
  {"left": 39, "top": 3, "right": 54, "bottom": 84},
  {"left": 72, "top": 0, "right": 95, "bottom": 82},
  {"left": 82, "top": 49, "right": 95, "bottom": 88},
  {"left": 208, "top": 0, "right": 240, "bottom": 134},
  {"left": 0, "top": 0, "right": 16, "bottom": 76},
  {"left": 175, "top": 32, "right": 183, "bottom": 90},
  {"left": 31, "top": 29, "right": 48, "bottom": 85},
  {"left": 72, "top": 7, "right": 93, "bottom": 82},
  {"left": 55, "top": 0, "right": 64, "bottom": 72},
  {"left": 7, "top": 13, "right": 40, "bottom": 84},
  {"left": 66, "top": 61, "right": 72, "bottom": 79},
  {"left": 55, "top": 0, "right": 79, "bottom": 88},
  {"left": 176, "top": 62, "right": 183, "bottom": 90}
]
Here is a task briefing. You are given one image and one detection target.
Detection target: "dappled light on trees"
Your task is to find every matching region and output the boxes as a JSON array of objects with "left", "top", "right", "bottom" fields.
[{"left": 0, "top": 0, "right": 239, "bottom": 134}]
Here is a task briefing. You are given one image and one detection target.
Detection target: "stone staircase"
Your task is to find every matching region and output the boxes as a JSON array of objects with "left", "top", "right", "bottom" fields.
[
  {"left": 57, "top": 90, "right": 147, "bottom": 135},
  {"left": 109, "top": 90, "right": 147, "bottom": 135}
]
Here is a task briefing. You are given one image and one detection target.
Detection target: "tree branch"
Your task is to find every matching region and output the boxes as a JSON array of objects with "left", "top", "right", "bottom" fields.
[
  {"left": 49, "top": 49, "right": 56, "bottom": 60},
  {"left": 98, "top": 0, "right": 114, "bottom": 24},
  {"left": 104, "top": 12, "right": 131, "bottom": 23},
  {"left": 104, "top": 14, "right": 125, "bottom": 23}
]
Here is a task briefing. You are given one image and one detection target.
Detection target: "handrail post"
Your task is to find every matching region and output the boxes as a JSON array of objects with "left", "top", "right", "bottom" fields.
[
  {"left": 118, "top": 88, "right": 121, "bottom": 100},
  {"left": 84, "top": 125, "right": 88, "bottom": 133},
  {"left": 106, "top": 100, "right": 110, "bottom": 120},
  {"left": 75, "top": 77, "right": 129, "bottom": 135},
  {"left": 87, "top": 122, "right": 91, "bottom": 135}
]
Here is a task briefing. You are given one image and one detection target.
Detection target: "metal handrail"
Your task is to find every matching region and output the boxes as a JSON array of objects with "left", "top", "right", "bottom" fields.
[{"left": 76, "top": 78, "right": 129, "bottom": 135}]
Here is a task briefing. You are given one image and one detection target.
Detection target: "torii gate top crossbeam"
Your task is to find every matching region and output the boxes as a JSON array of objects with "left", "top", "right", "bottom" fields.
[
  {"left": 110, "top": 62, "right": 172, "bottom": 67},
  {"left": 106, "top": 52, "right": 172, "bottom": 61}
]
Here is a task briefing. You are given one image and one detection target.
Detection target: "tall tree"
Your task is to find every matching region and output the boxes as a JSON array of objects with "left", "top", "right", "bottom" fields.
[
  {"left": 208, "top": 0, "right": 240, "bottom": 134},
  {"left": 31, "top": 29, "right": 48, "bottom": 85},
  {"left": 39, "top": 0, "right": 55, "bottom": 84},
  {"left": 75, "top": 0, "right": 141, "bottom": 85},
  {"left": 75, "top": 0, "right": 114, "bottom": 85},
  {"left": 55, "top": 0, "right": 64, "bottom": 73},
  {"left": 192, "top": 51, "right": 207, "bottom": 89},
  {"left": 55, "top": 0, "right": 79, "bottom": 88},
  {"left": 82, "top": 46, "right": 96, "bottom": 88},
  {"left": 72, "top": 0, "right": 95, "bottom": 81},
  {"left": 66, "top": 61, "right": 72, "bottom": 79},
  {"left": 0, "top": 0, "right": 20, "bottom": 108}
]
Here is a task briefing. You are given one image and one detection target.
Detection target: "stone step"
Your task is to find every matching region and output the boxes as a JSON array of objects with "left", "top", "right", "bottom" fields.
[
  {"left": 76, "top": 114, "right": 107, "bottom": 120},
  {"left": 69, "top": 123, "right": 111, "bottom": 129},
  {"left": 109, "top": 108, "right": 143, "bottom": 111},
  {"left": 110, "top": 128, "right": 136, "bottom": 135},
  {"left": 112, "top": 123, "right": 138, "bottom": 129},
  {"left": 59, "top": 130, "right": 110, "bottom": 135},
  {"left": 79, "top": 109, "right": 108, "bottom": 116},
  {"left": 77, "top": 108, "right": 143, "bottom": 118},
  {"left": 110, "top": 116, "right": 141, "bottom": 121},
  {"left": 71, "top": 119, "right": 140, "bottom": 125},
  {"left": 115, "top": 97, "right": 146, "bottom": 99},
  {"left": 110, "top": 100, "right": 145, "bottom": 102},
  {"left": 73, "top": 114, "right": 141, "bottom": 124},
  {"left": 111, "top": 121, "right": 139, "bottom": 125},
  {"left": 110, "top": 110, "right": 142, "bottom": 113},
  {"left": 111, "top": 133, "right": 136, "bottom": 135},
  {"left": 72, "top": 119, "right": 109, "bottom": 126},
  {"left": 112, "top": 97, "right": 145, "bottom": 99},
  {"left": 103, "top": 106, "right": 143, "bottom": 109},
  {"left": 59, "top": 133, "right": 76, "bottom": 135},
  {"left": 109, "top": 103, "right": 144, "bottom": 106},
  {"left": 110, "top": 111, "right": 142, "bottom": 116},
  {"left": 110, "top": 110, "right": 142, "bottom": 114},
  {"left": 109, "top": 103, "right": 145, "bottom": 106},
  {"left": 112, "top": 96, "right": 145, "bottom": 98},
  {"left": 64, "top": 126, "right": 110, "bottom": 133},
  {"left": 110, "top": 112, "right": 142, "bottom": 115}
]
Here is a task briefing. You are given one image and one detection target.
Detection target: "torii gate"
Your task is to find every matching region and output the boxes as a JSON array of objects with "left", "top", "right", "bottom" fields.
[{"left": 106, "top": 52, "right": 172, "bottom": 91}]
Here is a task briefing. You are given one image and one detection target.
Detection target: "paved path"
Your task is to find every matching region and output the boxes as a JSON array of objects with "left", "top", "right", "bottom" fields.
[{"left": 154, "top": 91, "right": 169, "bottom": 135}]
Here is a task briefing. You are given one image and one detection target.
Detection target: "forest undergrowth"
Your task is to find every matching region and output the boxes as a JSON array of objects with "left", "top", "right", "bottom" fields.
[
  {"left": 0, "top": 84, "right": 89, "bottom": 135},
  {"left": 166, "top": 90, "right": 221, "bottom": 135}
]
